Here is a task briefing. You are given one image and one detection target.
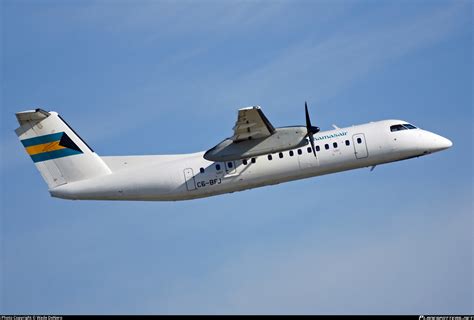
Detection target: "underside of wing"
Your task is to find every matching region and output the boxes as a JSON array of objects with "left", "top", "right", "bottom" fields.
[{"left": 232, "top": 106, "right": 275, "bottom": 142}]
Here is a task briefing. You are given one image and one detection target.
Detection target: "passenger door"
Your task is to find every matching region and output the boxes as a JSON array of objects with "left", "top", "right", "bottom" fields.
[
  {"left": 352, "top": 133, "right": 368, "bottom": 159},
  {"left": 183, "top": 168, "right": 196, "bottom": 191}
]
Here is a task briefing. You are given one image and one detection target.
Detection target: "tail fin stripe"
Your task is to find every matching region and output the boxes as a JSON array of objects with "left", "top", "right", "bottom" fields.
[
  {"left": 20, "top": 131, "right": 85, "bottom": 162},
  {"left": 30, "top": 148, "right": 83, "bottom": 163},
  {"left": 26, "top": 141, "right": 66, "bottom": 155},
  {"left": 21, "top": 132, "right": 64, "bottom": 147}
]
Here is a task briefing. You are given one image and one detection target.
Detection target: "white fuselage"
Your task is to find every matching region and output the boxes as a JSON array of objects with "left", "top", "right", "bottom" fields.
[{"left": 50, "top": 119, "right": 452, "bottom": 201}]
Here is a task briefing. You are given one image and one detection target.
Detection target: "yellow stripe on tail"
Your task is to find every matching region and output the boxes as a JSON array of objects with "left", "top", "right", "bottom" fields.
[{"left": 25, "top": 141, "right": 66, "bottom": 155}]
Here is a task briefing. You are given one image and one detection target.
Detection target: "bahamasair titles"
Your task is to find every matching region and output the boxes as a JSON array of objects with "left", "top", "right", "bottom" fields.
[{"left": 15, "top": 103, "right": 452, "bottom": 201}]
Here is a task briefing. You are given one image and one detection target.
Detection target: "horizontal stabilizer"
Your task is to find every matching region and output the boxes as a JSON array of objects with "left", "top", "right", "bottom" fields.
[{"left": 16, "top": 108, "right": 50, "bottom": 125}]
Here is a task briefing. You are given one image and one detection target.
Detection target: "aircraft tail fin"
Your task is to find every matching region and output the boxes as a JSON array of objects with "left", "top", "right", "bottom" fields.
[{"left": 15, "top": 109, "right": 111, "bottom": 189}]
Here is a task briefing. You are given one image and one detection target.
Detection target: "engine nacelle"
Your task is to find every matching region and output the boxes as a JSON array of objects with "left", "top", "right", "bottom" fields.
[{"left": 204, "top": 127, "right": 308, "bottom": 162}]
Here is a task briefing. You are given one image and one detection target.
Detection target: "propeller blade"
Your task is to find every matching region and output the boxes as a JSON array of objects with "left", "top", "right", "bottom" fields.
[
  {"left": 308, "top": 131, "right": 317, "bottom": 158},
  {"left": 305, "top": 101, "right": 312, "bottom": 128},
  {"left": 305, "top": 101, "right": 320, "bottom": 135},
  {"left": 305, "top": 101, "right": 318, "bottom": 158}
]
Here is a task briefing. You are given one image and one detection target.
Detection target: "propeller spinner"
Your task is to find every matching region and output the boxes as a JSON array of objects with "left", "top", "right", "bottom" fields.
[{"left": 305, "top": 101, "right": 320, "bottom": 157}]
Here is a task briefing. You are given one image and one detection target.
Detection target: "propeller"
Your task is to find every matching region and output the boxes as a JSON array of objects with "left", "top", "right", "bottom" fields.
[{"left": 305, "top": 101, "right": 320, "bottom": 157}]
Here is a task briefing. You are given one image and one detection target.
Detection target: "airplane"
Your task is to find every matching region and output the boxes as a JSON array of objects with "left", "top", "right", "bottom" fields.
[{"left": 15, "top": 104, "right": 452, "bottom": 201}]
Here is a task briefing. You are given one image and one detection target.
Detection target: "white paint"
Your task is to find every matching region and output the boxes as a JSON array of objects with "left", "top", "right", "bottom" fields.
[{"left": 44, "top": 118, "right": 451, "bottom": 201}]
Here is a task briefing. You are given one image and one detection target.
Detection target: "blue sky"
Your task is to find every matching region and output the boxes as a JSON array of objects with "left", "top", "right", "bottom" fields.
[{"left": 1, "top": 0, "right": 472, "bottom": 314}]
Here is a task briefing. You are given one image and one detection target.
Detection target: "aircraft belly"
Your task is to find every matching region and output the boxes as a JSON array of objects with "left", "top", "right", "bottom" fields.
[{"left": 50, "top": 163, "right": 184, "bottom": 200}]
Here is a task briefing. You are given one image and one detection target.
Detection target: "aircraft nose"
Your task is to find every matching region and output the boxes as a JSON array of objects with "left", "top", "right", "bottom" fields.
[
  {"left": 439, "top": 136, "right": 453, "bottom": 149},
  {"left": 421, "top": 132, "right": 453, "bottom": 153}
]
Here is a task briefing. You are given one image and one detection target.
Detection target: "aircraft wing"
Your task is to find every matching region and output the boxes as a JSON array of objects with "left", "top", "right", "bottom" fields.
[{"left": 231, "top": 106, "right": 275, "bottom": 142}]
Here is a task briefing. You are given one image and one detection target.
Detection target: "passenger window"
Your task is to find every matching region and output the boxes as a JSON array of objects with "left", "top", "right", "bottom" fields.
[
  {"left": 325, "top": 144, "right": 329, "bottom": 150},
  {"left": 345, "top": 140, "right": 350, "bottom": 146},
  {"left": 297, "top": 149, "right": 302, "bottom": 155},
  {"left": 279, "top": 152, "right": 283, "bottom": 159},
  {"left": 289, "top": 150, "right": 294, "bottom": 157},
  {"left": 268, "top": 154, "right": 272, "bottom": 161},
  {"left": 307, "top": 147, "right": 312, "bottom": 153},
  {"left": 200, "top": 167, "right": 205, "bottom": 174},
  {"left": 357, "top": 138, "right": 362, "bottom": 144},
  {"left": 227, "top": 162, "right": 233, "bottom": 168},
  {"left": 216, "top": 164, "right": 221, "bottom": 171},
  {"left": 242, "top": 159, "right": 248, "bottom": 165},
  {"left": 316, "top": 146, "right": 320, "bottom": 152},
  {"left": 333, "top": 142, "right": 338, "bottom": 148},
  {"left": 251, "top": 158, "right": 256, "bottom": 163}
]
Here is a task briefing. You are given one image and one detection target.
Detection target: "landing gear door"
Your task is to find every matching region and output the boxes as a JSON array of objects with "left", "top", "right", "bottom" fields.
[{"left": 352, "top": 133, "right": 369, "bottom": 159}]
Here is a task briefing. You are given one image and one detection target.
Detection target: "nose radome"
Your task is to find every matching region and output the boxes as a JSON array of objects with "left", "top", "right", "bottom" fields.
[
  {"left": 426, "top": 132, "right": 452, "bottom": 152},
  {"left": 439, "top": 136, "right": 453, "bottom": 149}
]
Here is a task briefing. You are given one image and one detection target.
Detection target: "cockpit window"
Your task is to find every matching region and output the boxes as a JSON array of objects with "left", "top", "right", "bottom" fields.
[
  {"left": 390, "top": 124, "right": 407, "bottom": 132},
  {"left": 390, "top": 123, "right": 417, "bottom": 132}
]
